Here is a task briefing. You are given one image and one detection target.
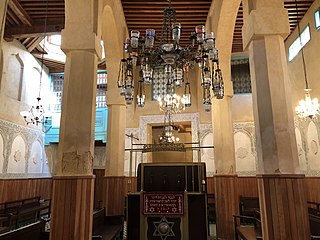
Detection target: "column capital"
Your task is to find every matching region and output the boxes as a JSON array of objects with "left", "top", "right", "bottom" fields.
[
  {"left": 61, "top": 30, "right": 102, "bottom": 59},
  {"left": 242, "top": 8, "right": 290, "bottom": 50}
]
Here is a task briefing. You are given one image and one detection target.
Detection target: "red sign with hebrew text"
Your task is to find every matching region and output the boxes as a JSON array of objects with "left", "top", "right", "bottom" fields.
[{"left": 143, "top": 192, "right": 184, "bottom": 215}]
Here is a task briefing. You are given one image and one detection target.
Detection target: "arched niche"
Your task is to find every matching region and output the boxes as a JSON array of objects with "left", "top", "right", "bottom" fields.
[
  {"left": 0, "top": 133, "right": 4, "bottom": 173},
  {"left": 307, "top": 121, "right": 320, "bottom": 170},
  {"left": 24, "top": 67, "right": 41, "bottom": 104},
  {"left": 28, "top": 141, "right": 43, "bottom": 173},
  {"left": 7, "top": 135, "right": 26, "bottom": 173},
  {"left": 6, "top": 53, "right": 24, "bottom": 101},
  {"left": 295, "top": 127, "right": 307, "bottom": 172},
  {"left": 201, "top": 132, "right": 215, "bottom": 176},
  {"left": 234, "top": 131, "right": 256, "bottom": 173}
]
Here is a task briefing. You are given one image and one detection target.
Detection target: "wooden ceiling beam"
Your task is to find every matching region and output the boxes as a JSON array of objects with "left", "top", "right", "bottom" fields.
[
  {"left": 27, "top": 36, "right": 45, "bottom": 52},
  {"left": 8, "top": 0, "right": 33, "bottom": 26},
  {"left": 122, "top": 1, "right": 211, "bottom": 5},
  {"left": 5, "top": 23, "right": 64, "bottom": 39}
]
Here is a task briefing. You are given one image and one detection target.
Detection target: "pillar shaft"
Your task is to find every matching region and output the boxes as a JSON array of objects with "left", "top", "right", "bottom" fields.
[
  {"left": 104, "top": 104, "right": 126, "bottom": 215},
  {"left": 50, "top": 0, "right": 101, "bottom": 239},
  {"left": 258, "top": 175, "right": 309, "bottom": 240},
  {"left": 215, "top": 175, "right": 238, "bottom": 239},
  {"left": 242, "top": 2, "right": 310, "bottom": 239},
  {"left": 105, "top": 104, "right": 126, "bottom": 176},
  {"left": 208, "top": 2, "right": 239, "bottom": 238},
  {"left": 213, "top": 96, "right": 235, "bottom": 174},
  {"left": 50, "top": 176, "right": 95, "bottom": 240}
]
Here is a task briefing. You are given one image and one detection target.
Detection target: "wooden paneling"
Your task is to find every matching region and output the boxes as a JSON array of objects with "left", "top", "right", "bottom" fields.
[
  {"left": 0, "top": 178, "right": 52, "bottom": 203},
  {"left": 304, "top": 177, "right": 320, "bottom": 203},
  {"left": 93, "top": 169, "right": 105, "bottom": 209},
  {"left": 215, "top": 175, "right": 239, "bottom": 240},
  {"left": 237, "top": 176, "right": 258, "bottom": 197},
  {"left": 207, "top": 176, "right": 258, "bottom": 197},
  {"left": 104, "top": 176, "right": 127, "bottom": 216},
  {"left": 258, "top": 174, "right": 310, "bottom": 240},
  {"left": 50, "top": 175, "right": 95, "bottom": 240},
  {"left": 206, "top": 177, "right": 215, "bottom": 194}
]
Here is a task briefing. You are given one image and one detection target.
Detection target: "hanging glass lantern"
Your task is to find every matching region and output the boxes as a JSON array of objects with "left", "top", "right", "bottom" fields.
[
  {"left": 137, "top": 71, "right": 146, "bottom": 107},
  {"left": 172, "top": 23, "right": 181, "bottom": 44},
  {"left": 213, "top": 68, "right": 224, "bottom": 99},
  {"left": 174, "top": 66, "right": 183, "bottom": 87},
  {"left": 130, "top": 30, "right": 140, "bottom": 49},
  {"left": 195, "top": 25, "right": 205, "bottom": 44},
  {"left": 201, "top": 56, "right": 211, "bottom": 89},
  {"left": 203, "top": 88, "right": 212, "bottom": 112},
  {"left": 141, "top": 58, "right": 153, "bottom": 84},
  {"left": 145, "top": 29, "right": 156, "bottom": 48}
]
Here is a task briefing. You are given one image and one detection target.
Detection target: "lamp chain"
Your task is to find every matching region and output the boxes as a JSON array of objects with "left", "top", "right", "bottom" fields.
[
  {"left": 295, "top": 0, "right": 309, "bottom": 89},
  {"left": 38, "top": 0, "right": 49, "bottom": 99}
]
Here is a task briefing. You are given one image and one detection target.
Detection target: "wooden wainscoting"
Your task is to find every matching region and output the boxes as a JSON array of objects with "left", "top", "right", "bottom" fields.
[
  {"left": 93, "top": 169, "right": 105, "bottom": 209},
  {"left": 206, "top": 176, "right": 259, "bottom": 197},
  {"left": 304, "top": 177, "right": 320, "bottom": 203},
  {"left": 236, "top": 176, "right": 259, "bottom": 197},
  {"left": 0, "top": 178, "right": 52, "bottom": 203},
  {"left": 93, "top": 169, "right": 138, "bottom": 210}
]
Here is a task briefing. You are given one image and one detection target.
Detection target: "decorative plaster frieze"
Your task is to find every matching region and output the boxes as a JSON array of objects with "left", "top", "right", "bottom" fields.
[
  {"left": 139, "top": 113, "right": 200, "bottom": 163},
  {"left": 0, "top": 119, "right": 50, "bottom": 179}
]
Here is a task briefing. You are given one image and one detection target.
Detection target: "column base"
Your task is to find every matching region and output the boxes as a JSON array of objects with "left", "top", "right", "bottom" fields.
[
  {"left": 50, "top": 175, "right": 95, "bottom": 240},
  {"left": 257, "top": 174, "right": 310, "bottom": 240}
]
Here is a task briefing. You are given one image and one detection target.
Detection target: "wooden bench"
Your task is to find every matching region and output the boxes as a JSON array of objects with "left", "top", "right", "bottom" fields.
[
  {"left": 0, "top": 197, "right": 51, "bottom": 230},
  {"left": 92, "top": 208, "right": 123, "bottom": 240},
  {"left": 233, "top": 215, "right": 262, "bottom": 240},
  {"left": 0, "top": 220, "right": 46, "bottom": 240},
  {"left": 207, "top": 193, "right": 216, "bottom": 223},
  {"left": 239, "top": 196, "right": 260, "bottom": 219}
]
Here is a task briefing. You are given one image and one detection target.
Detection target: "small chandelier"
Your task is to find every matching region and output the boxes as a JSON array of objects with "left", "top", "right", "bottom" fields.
[
  {"left": 20, "top": 0, "right": 49, "bottom": 126},
  {"left": 117, "top": 0, "right": 224, "bottom": 111},
  {"left": 296, "top": 89, "right": 319, "bottom": 118},
  {"left": 159, "top": 111, "right": 179, "bottom": 144},
  {"left": 20, "top": 97, "right": 48, "bottom": 125},
  {"left": 294, "top": 0, "right": 319, "bottom": 119}
]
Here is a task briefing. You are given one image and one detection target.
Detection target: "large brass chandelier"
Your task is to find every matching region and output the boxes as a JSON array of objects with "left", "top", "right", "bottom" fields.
[{"left": 117, "top": 0, "right": 224, "bottom": 112}]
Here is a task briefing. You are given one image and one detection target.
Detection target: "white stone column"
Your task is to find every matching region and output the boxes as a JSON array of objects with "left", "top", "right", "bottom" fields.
[
  {"left": 242, "top": 1, "right": 310, "bottom": 239},
  {"left": 50, "top": 0, "right": 102, "bottom": 239},
  {"left": 206, "top": 1, "right": 241, "bottom": 238},
  {"left": 101, "top": 0, "right": 128, "bottom": 216}
]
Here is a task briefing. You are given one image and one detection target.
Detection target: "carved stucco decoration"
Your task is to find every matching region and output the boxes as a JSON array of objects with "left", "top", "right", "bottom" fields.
[
  {"left": 13, "top": 150, "right": 22, "bottom": 162},
  {"left": 310, "top": 140, "right": 319, "bottom": 155},
  {"left": 236, "top": 147, "right": 249, "bottom": 159},
  {"left": 62, "top": 151, "right": 93, "bottom": 175},
  {"left": 0, "top": 119, "right": 50, "bottom": 178}
]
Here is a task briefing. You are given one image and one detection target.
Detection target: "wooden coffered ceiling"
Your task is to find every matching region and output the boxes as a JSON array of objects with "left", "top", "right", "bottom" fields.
[{"left": 3, "top": 0, "right": 316, "bottom": 72}]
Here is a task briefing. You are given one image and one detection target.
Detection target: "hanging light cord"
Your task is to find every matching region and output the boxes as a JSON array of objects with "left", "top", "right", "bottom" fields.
[
  {"left": 38, "top": 0, "right": 49, "bottom": 99},
  {"left": 295, "top": 0, "right": 309, "bottom": 89}
]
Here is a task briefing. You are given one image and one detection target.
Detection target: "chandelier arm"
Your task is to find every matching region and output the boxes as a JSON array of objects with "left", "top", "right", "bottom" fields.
[{"left": 295, "top": 0, "right": 309, "bottom": 90}]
